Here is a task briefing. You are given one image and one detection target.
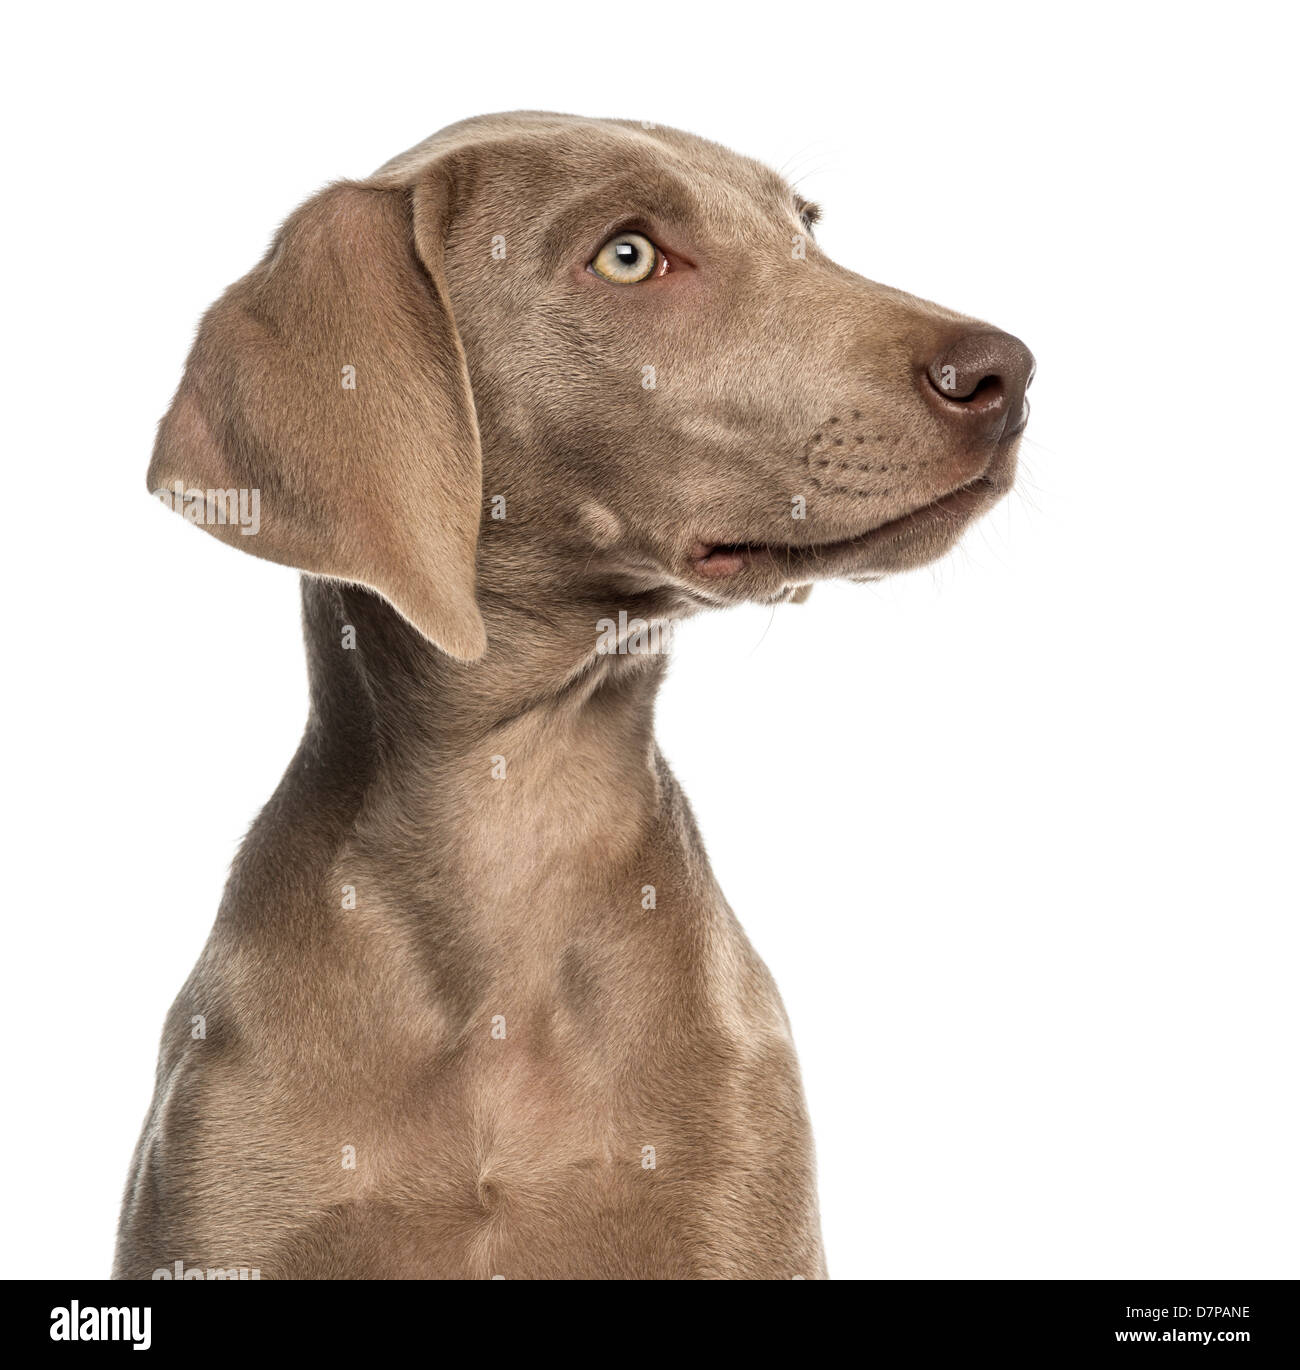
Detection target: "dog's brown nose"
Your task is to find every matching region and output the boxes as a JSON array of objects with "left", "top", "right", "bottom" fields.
[{"left": 925, "top": 331, "right": 1035, "bottom": 437}]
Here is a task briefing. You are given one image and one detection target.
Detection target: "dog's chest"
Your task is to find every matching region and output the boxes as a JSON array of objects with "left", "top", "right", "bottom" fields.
[
  {"left": 271, "top": 924, "right": 816, "bottom": 1277},
  {"left": 289, "top": 1025, "right": 818, "bottom": 1279}
]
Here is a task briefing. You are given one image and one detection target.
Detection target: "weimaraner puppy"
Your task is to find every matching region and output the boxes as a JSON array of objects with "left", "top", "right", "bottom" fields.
[{"left": 117, "top": 111, "right": 1033, "bottom": 1280}]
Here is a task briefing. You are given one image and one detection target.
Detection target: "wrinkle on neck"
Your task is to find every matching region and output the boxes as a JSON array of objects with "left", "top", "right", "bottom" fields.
[{"left": 301, "top": 578, "right": 668, "bottom": 916}]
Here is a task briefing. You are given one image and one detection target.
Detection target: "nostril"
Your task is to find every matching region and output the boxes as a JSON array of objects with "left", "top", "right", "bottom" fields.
[
  {"left": 925, "top": 363, "right": 1004, "bottom": 412},
  {"left": 950, "top": 372, "right": 1002, "bottom": 406}
]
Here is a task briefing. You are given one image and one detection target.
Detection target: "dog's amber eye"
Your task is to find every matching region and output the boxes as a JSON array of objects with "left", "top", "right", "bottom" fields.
[{"left": 590, "top": 232, "right": 660, "bottom": 284}]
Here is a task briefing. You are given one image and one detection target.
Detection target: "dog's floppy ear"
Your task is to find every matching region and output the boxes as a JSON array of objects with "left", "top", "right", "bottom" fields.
[{"left": 147, "top": 173, "right": 486, "bottom": 661}]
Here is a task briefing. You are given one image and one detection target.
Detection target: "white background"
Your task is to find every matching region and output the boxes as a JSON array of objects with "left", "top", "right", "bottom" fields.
[{"left": 2, "top": 1, "right": 1295, "bottom": 1280}]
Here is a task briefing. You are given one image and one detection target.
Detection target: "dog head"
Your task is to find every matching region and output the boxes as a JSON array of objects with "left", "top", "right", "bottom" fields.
[{"left": 149, "top": 112, "right": 1033, "bottom": 660}]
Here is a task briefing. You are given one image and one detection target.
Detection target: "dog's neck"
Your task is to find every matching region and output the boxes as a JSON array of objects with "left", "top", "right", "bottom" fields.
[{"left": 298, "top": 579, "right": 674, "bottom": 940}]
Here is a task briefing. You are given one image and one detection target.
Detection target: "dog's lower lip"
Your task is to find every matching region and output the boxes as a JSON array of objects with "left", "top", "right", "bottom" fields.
[
  {"left": 689, "top": 541, "right": 764, "bottom": 578},
  {"left": 690, "top": 475, "right": 1002, "bottom": 580}
]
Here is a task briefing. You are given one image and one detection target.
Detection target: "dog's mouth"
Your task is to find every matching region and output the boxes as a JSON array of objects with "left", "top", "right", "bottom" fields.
[{"left": 689, "top": 471, "right": 1006, "bottom": 582}]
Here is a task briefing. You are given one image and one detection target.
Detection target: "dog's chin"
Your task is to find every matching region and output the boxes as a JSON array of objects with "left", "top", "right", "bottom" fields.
[{"left": 686, "top": 446, "right": 1019, "bottom": 600}]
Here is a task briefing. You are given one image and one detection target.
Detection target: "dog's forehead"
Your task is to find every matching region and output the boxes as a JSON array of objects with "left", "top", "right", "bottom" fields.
[{"left": 379, "top": 111, "right": 800, "bottom": 232}]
